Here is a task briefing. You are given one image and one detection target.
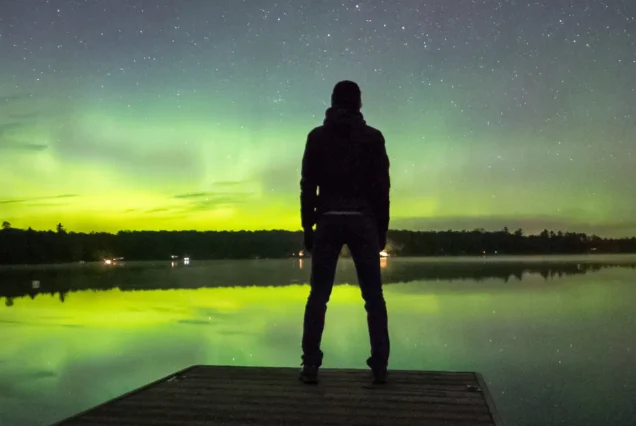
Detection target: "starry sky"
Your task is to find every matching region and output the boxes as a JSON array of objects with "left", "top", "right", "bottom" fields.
[{"left": 0, "top": 0, "right": 635, "bottom": 236}]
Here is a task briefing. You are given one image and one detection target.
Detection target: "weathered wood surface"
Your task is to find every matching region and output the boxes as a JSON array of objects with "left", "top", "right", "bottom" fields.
[{"left": 54, "top": 365, "right": 502, "bottom": 426}]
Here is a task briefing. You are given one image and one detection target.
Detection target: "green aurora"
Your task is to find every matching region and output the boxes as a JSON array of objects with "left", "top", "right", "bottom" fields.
[{"left": 1, "top": 1, "right": 634, "bottom": 236}]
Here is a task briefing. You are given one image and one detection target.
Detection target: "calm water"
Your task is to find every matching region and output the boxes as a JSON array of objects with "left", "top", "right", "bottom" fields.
[{"left": 1, "top": 255, "right": 635, "bottom": 426}]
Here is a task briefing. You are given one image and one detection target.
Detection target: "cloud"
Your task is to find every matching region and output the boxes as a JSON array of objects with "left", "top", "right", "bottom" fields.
[
  {"left": 0, "top": 94, "right": 33, "bottom": 103},
  {"left": 0, "top": 199, "right": 29, "bottom": 205},
  {"left": 0, "top": 121, "right": 47, "bottom": 152},
  {"left": 169, "top": 191, "right": 254, "bottom": 212},
  {"left": 7, "top": 112, "right": 45, "bottom": 121},
  {"left": 0, "top": 194, "right": 79, "bottom": 205},
  {"left": 0, "top": 122, "right": 26, "bottom": 136},
  {"left": 211, "top": 180, "right": 254, "bottom": 187},
  {"left": 124, "top": 190, "right": 256, "bottom": 218},
  {"left": 186, "top": 195, "right": 252, "bottom": 211},
  {"left": 21, "top": 143, "right": 48, "bottom": 151},
  {"left": 145, "top": 207, "right": 172, "bottom": 213},
  {"left": 173, "top": 182, "right": 254, "bottom": 200},
  {"left": 0, "top": 142, "right": 49, "bottom": 152},
  {"left": 137, "top": 192, "right": 254, "bottom": 215},
  {"left": 173, "top": 192, "right": 212, "bottom": 199},
  {"left": 173, "top": 192, "right": 252, "bottom": 203},
  {"left": 0, "top": 111, "right": 45, "bottom": 126}
]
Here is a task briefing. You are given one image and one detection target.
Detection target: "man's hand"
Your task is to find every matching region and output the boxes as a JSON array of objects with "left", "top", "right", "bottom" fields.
[
  {"left": 378, "top": 233, "right": 387, "bottom": 251},
  {"left": 304, "top": 227, "right": 314, "bottom": 253}
]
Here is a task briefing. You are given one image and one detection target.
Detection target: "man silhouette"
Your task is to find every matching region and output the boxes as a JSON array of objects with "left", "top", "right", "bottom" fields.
[{"left": 299, "top": 80, "right": 391, "bottom": 385}]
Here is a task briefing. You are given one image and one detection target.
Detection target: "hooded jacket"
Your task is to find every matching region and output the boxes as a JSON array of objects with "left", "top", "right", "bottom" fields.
[{"left": 300, "top": 107, "right": 390, "bottom": 235}]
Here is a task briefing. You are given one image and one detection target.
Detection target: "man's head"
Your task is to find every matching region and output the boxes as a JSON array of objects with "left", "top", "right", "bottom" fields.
[{"left": 331, "top": 80, "right": 362, "bottom": 110}]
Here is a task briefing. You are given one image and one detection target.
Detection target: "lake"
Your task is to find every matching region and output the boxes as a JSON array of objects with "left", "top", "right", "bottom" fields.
[{"left": 1, "top": 255, "right": 635, "bottom": 426}]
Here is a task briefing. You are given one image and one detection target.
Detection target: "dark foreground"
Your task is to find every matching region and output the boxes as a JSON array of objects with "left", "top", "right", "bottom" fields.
[{"left": 53, "top": 365, "right": 502, "bottom": 426}]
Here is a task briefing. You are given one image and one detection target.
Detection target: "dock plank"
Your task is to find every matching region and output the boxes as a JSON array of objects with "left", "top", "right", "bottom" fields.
[{"left": 53, "top": 365, "right": 502, "bottom": 426}]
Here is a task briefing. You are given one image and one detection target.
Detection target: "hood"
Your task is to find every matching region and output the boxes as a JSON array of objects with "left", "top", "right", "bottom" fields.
[{"left": 323, "top": 107, "right": 365, "bottom": 133}]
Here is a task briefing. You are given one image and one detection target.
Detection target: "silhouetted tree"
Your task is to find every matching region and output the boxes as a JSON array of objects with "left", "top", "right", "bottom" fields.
[{"left": 1, "top": 221, "right": 10, "bottom": 231}]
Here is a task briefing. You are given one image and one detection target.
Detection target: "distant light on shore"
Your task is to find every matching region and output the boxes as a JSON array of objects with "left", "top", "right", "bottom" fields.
[{"left": 379, "top": 251, "right": 389, "bottom": 258}]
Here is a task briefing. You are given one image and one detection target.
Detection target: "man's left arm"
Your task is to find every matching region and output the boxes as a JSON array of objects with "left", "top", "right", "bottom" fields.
[{"left": 300, "top": 131, "right": 318, "bottom": 231}]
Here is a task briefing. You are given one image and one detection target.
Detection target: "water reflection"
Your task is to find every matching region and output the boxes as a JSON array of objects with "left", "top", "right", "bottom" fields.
[
  {"left": 1, "top": 257, "right": 636, "bottom": 426},
  {"left": 1, "top": 256, "right": 635, "bottom": 305}
]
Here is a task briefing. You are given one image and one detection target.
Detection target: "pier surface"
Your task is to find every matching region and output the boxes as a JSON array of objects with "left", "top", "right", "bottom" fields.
[{"left": 54, "top": 365, "right": 502, "bottom": 425}]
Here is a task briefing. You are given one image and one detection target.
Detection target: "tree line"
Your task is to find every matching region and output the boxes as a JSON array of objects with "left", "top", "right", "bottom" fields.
[{"left": 1, "top": 221, "right": 635, "bottom": 265}]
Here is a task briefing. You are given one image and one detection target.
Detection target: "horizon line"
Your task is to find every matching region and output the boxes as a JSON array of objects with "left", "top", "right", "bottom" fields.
[{"left": 1, "top": 224, "right": 636, "bottom": 240}]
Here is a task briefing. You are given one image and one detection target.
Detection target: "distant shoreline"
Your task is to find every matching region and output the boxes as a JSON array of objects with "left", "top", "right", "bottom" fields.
[
  {"left": 1, "top": 253, "right": 636, "bottom": 269},
  {"left": 1, "top": 226, "right": 635, "bottom": 266}
]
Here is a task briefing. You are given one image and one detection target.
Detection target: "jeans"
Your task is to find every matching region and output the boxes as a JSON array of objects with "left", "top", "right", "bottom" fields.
[{"left": 301, "top": 213, "right": 390, "bottom": 370}]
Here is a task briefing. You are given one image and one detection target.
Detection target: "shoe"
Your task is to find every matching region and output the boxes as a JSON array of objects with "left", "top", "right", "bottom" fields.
[
  {"left": 372, "top": 367, "right": 388, "bottom": 385},
  {"left": 299, "top": 364, "right": 319, "bottom": 384}
]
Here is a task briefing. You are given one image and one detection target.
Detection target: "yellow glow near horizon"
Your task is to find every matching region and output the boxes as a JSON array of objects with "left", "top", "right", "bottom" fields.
[
  {"left": 2, "top": 109, "right": 634, "bottom": 235},
  {"left": 0, "top": 284, "right": 441, "bottom": 328}
]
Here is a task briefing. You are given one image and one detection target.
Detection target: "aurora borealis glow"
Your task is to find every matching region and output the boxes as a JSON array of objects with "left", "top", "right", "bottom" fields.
[{"left": 1, "top": 1, "right": 635, "bottom": 235}]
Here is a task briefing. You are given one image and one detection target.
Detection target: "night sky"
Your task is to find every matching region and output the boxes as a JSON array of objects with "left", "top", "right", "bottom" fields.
[{"left": 1, "top": 0, "right": 634, "bottom": 236}]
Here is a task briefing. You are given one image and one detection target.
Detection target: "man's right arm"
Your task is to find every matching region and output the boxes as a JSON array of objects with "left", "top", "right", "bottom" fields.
[{"left": 374, "top": 133, "right": 391, "bottom": 237}]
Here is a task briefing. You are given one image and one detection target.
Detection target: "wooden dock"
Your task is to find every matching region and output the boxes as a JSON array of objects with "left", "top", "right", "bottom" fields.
[{"left": 53, "top": 365, "right": 502, "bottom": 426}]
